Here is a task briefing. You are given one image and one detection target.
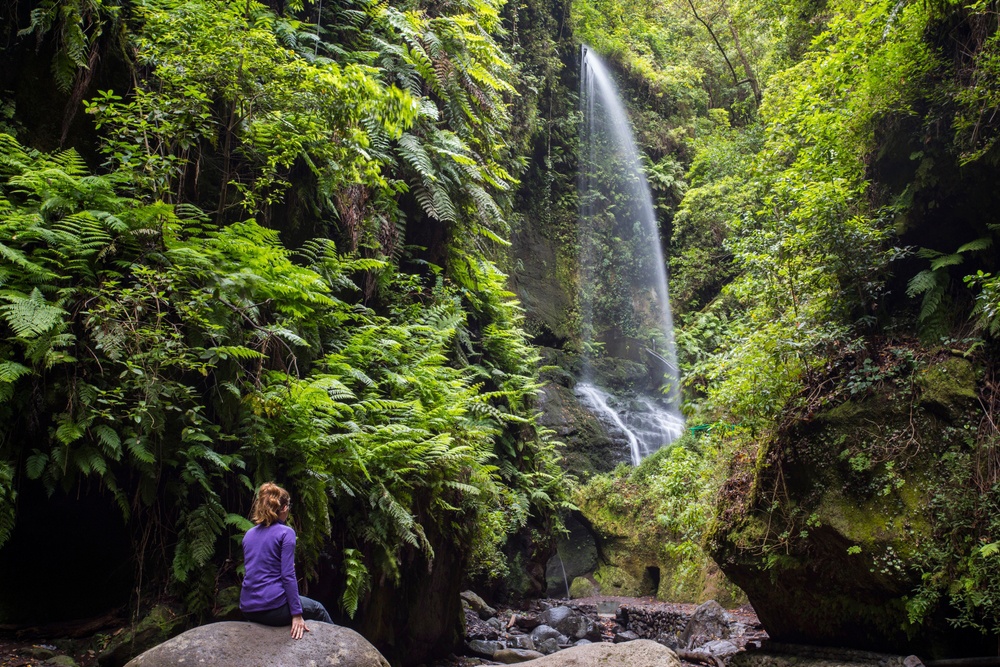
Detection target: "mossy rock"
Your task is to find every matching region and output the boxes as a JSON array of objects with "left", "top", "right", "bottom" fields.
[
  {"left": 99, "top": 605, "right": 189, "bottom": 667},
  {"left": 590, "top": 357, "right": 648, "bottom": 392},
  {"left": 569, "top": 576, "right": 598, "bottom": 599},
  {"left": 916, "top": 356, "right": 977, "bottom": 421},
  {"left": 708, "top": 351, "right": 993, "bottom": 657}
]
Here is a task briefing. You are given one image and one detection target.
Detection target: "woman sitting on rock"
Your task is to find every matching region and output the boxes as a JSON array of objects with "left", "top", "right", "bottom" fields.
[{"left": 241, "top": 482, "right": 333, "bottom": 639}]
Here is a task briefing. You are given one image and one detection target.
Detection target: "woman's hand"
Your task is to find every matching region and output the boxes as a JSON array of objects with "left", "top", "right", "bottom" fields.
[{"left": 291, "top": 615, "right": 310, "bottom": 640}]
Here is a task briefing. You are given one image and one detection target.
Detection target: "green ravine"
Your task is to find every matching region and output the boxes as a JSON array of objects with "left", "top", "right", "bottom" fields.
[{"left": 2, "top": 0, "right": 1000, "bottom": 661}]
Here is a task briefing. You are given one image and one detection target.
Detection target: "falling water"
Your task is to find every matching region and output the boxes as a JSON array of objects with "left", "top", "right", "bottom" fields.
[{"left": 578, "top": 45, "right": 684, "bottom": 463}]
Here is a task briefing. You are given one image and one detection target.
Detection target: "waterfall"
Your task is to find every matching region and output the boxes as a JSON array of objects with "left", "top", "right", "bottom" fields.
[{"left": 578, "top": 45, "right": 684, "bottom": 464}]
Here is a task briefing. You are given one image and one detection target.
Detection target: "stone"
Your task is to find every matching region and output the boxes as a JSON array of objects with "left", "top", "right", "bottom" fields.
[
  {"left": 508, "top": 634, "right": 536, "bottom": 651},
  {"left": 493, "top": 648, "right": 546, "bottom": 663},
  {"left": 461, "top": 590, "right": 497, "bottom": 620},
  {"left": 21, "top": 647, "right": 57, "bottom": 660},
  {"left": 569, "top": 576, "right": 598, "bottom": 599},
  {"left": 487, "top": 617, "right": 504, "bottom": 632},
  {"left": 530, "top": 624, "right": 564, "bottom": 644},
  {"left": 124, "top": 621, "right": 390, "bottom": 667},
  {"left": 500, "top": 639, "right": 681, "bottom": 667},
  {"left": 538, "top": 605, "right": 595, "bottom": 640},
  {"left": 614, "top": 630, "right": 640, "bottom": 643},
  {"left": 536, "top": 638, "right": 561, "bottom": 655},
  {"left": 48, "top": 657, "right": 79, "bottom": 667},
  {"left": 574, "top": 639, "right": 593, "bottom": 646},
  {"left": 701, "top": 639, "right": 740, "bottom": 658},
  {"left": 513, "top": 614, "right": 542, "bottom": 630},
  {"left": 467, "top": 639, "right": 503, "bottom": 658},
  {"left": 681, "top": 600, "right": 731, "bottom": 647}
]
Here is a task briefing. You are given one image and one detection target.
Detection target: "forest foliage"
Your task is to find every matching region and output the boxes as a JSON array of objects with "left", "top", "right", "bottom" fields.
[
  {"left": 0, "top": 0, "right": 569, "bottom": 623},
  {"left": 573, "top": 0, "right": 1000, "bottom": 638}
]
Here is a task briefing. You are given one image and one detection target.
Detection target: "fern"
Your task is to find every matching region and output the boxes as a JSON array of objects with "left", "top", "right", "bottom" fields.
[
  {"left": 340, "top": 548, "right": 370, "bottom": 617},
  {"left": 0, "top": 289, "right": 67, "bottom": 338}
]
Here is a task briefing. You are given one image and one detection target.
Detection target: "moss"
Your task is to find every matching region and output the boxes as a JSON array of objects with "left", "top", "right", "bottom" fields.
[
  {"left": 917, "top": 356, "right": 977, "bottom": 420},
  {"left": 569, "top": 576, "right": 598, "bottom": 598}
]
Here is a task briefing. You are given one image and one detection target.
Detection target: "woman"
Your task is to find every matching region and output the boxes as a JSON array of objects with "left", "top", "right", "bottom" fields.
[{"left": 240, "top": 482, "right": 332, "bottom": 639}]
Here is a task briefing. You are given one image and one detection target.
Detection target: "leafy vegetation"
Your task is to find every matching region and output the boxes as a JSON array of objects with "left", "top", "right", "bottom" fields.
[{"left": 0, "top": 0, "right": 570, "bottom": 643}]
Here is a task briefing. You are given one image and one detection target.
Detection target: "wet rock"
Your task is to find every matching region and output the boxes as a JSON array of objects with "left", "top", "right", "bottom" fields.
[
  {"left": 536, "top": 638, "right": 561, "bottom": 655},
  {"left": 513, "top": 614, "right": 542, "bottom": 630},
  {"left": 538, "top": 606, "right": 596, "bottom": 640},
  {"left": 530, "top": 624, "right": 565, "bottom": 645},
  {"left": 467, "top": 639, "right": 503, "bottom": 658},
  {"left": 493, "top": 647, "right": 546, "bottom": 663},
  {"left": 123, "top": 621, "right": 389, "bottom": 667},
  {"left": 681, "top": 600, "right": 731, "bottom": 648},
  {"left": 461, "top": 591, "right": 497, "bottom": 620}
]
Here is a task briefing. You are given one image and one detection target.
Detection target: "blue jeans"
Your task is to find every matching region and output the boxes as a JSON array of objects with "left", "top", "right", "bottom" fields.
[{"left": 243, "top": 596, "right": 333, "bottom": 626}]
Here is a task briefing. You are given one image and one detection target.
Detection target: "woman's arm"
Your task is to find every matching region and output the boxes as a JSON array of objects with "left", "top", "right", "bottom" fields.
[{"left": 280, "top": 529, "right": 308, "bottom": 639}]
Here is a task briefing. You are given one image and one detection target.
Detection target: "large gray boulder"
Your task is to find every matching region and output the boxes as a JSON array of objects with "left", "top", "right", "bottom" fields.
[
  {"left": 681, "top": 600, "right": 732, "bottom": 648},
  {"left": 537, "top": 606, "right": 596, "bottom": 640},
  {"left": 124, "top": 621, "right": 389, "bottom": 667},
  {"left": 514, "top": 639, "right": 680, "bottom": 667}
]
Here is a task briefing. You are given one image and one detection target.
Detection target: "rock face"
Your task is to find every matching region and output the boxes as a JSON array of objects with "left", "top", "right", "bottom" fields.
[
  {"left": 536, "top": 383, "right": 625, "bottom": 477},
  {"left": 709, "top": 352, "right": 992, "bottom": 657},
  {"left": 509, "top": 639, "right": 680, "bottom": 667},
  {"left": 124, "top": 621, "right": 389, "bottom": 667},
  {"left": 544, "top": 514, "right": 601, "bottom": 597}
]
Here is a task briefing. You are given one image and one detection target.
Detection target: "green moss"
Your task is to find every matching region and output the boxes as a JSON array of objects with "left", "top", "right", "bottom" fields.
[
  {"left": 917, "top": 357, "right": 977, "bottom": 419},
  {"left": 570, "top": 576, "right": 598, "bottom": 598}
]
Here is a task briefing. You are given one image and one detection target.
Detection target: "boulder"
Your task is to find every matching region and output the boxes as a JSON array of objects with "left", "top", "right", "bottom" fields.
[
  {"left": 508, "top": 634, "right": 536, "bottom": 651},
  {"left": 569, "top": 576, "right": 598, "bottom": 599},
  {"left": 493, "top": 647, "right": 546, "bottom": 663},
  {"left": 505, "top": 639, "right": 680, "bottom": 667},
  {"left": 461, "top": 590, "right": 497, "bottom": 620},
  {"left": 536, "top": 638, "right": 561, "bottom": 655},
  {"left": 124, "top": 621, "right": 389, "bottom": 667},
  {"left": 701, "top": 639, "right": 740, "bottom": 658},
  {"left": 681, "top": 600, "right": 731, "bottom": 648},
  {"left": 467, "top": 639, "right": 503, "bottom": 658},
  {"left": 530, "top": 624, "right": 565, "bottom": 645},
  {"left": 538, "top": 606, "right": 595, "bottom": 640}
]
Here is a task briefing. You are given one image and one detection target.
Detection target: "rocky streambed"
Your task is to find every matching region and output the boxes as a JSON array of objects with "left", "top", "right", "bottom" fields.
[{"left": 454, "top": 594, "right": 767, "bottom": 665}]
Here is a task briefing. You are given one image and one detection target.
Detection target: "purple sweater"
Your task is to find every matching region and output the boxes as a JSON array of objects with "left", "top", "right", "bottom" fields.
[{"left": 240, "top": 522, "right": 303, "bottom": 616}]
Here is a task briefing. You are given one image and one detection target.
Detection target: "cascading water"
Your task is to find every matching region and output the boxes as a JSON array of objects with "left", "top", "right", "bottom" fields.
[{"left": 578, "top": 45, "right": 684, "bottom": 464}]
